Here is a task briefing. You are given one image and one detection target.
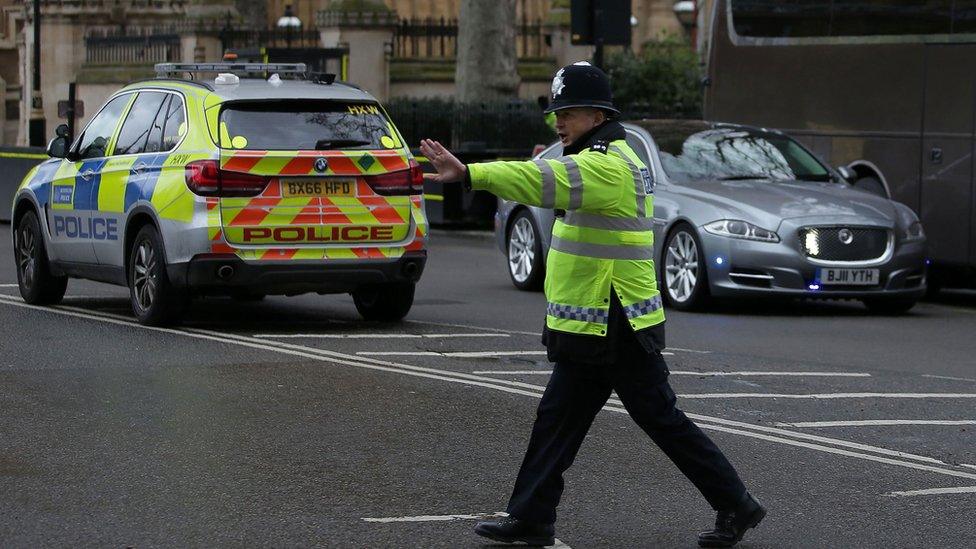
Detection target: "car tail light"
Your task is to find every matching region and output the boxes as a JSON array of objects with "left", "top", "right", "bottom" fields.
[
  {"left": 364, "top": 160, "right": 425, "bottom": 196},
  {"left": 185, "top": 160, "right": 270, "bottom": 197}
]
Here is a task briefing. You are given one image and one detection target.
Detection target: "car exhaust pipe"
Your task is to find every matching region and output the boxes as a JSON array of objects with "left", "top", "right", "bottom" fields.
[
  {"left": 402, "top": 260, "right": 419, "bottom": 279},
  {"left": 217, "top": 265, "right": 235, "bottom": 280}
]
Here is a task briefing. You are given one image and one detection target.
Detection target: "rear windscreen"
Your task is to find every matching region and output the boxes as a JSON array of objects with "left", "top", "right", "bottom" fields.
[{"left": 218, "top": 101, "right": 402, "bottom": 151}]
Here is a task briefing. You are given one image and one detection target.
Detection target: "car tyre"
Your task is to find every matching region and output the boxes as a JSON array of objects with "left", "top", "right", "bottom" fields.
[
  {"left": 14, "top": 210, "right": 68, "bottom": 305},
  {"left": 353, "top": 282, "right": 415, "bottom": 321},
  {"left": 862, "top": 297, "right": 917, "bottom": 315},
  {"left": 129, "top": 225, "right": 188, "bottom": 326},
  {"left": 507, "top": 209, "right": 545, "bottom": 291},
  {"left": 662, "top": 223, "right": 710, "bottom": 311}
]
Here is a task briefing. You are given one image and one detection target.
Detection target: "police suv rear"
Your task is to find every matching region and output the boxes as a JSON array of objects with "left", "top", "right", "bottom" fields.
[{"left": 11, "top": 63, "right": 427, "bottom": 325}]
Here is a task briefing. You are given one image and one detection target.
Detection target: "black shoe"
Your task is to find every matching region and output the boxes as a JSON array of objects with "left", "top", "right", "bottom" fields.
[
  {"left": 474, "top": 516, "right": 555, "bottom": 546},
  {"left": 698, "top": 493, "right": 766, "bottom": 548}
]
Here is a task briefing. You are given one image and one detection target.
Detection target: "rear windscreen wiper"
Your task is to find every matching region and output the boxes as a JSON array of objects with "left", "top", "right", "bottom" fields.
[{"left": 315, "top": 139, "right": 372, "bottom": 150}]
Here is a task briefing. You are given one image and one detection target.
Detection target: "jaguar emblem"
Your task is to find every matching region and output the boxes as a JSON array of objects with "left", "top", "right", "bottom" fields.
[{"left": 838, "top": 228, "right": 854, "bottom": 245}]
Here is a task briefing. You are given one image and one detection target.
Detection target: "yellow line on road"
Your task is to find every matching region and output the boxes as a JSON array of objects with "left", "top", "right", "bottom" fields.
[{"left": 0, "top": 152, "right": 47, "bottom": 160}]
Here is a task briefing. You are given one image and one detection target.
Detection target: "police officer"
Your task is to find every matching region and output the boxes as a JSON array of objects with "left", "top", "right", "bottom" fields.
[{"left": 421, "top": 62, "right": 765, "bottom": 548}]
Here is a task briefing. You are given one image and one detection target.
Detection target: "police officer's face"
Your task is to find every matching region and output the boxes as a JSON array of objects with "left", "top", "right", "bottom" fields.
[{"left": 555, "top": 108, "right": 606, "bottom": 146}]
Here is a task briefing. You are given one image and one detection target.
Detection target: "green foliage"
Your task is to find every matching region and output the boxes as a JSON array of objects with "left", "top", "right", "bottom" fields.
[{"left": 605, "top": 37, "right": 703, "bottom": 118}]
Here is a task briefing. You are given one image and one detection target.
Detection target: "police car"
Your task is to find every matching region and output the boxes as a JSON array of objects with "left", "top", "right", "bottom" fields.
[{"left": 11, "top": 63, "right": 427, "bottom": 325}]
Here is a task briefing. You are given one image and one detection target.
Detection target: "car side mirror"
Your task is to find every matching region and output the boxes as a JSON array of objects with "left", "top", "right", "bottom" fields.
[
  {"left": 55, "top": 123, "right": 69, "bottom": 138},
  {"left": 46, "top": 136, "right": 68, "bottom": 159},
  {"left": 836, "top": 165, "right": 856, "bottom": 183}
]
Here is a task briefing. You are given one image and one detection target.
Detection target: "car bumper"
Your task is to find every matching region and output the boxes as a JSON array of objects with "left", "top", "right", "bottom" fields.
[
  {"left": 700, "top": 232, "right": 926, "bottom": 299},
  {"left": 167, "top": 251, "right": 427, "bottom": 295}
]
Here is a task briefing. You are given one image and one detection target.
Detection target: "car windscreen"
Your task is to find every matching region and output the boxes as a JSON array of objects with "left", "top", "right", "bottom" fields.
[
  {"left": 653, "top": 126, "right": 831, "bottom": 184},
  {"left": 218, "top": 100, "right": 402, "bottom": 151}
]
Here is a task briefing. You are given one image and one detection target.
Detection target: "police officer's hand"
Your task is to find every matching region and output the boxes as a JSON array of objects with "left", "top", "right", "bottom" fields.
[{"left": 420, "top": 139, "right": 466, "bottom": 183}]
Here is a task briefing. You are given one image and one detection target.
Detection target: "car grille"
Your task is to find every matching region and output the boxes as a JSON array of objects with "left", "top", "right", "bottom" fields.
[{"left": 799, "top": 227, "right": 889, "bottom": 262}]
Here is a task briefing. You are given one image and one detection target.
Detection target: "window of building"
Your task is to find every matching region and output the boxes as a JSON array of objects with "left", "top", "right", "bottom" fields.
[
  {"left": 731, "top": 0, "right": 955, "bottom": 38},
  {"left": 731, "top": 0, "right": 831, "bottom": 38}
]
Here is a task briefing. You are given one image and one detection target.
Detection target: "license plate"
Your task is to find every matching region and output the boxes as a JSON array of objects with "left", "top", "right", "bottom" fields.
[
  {"left": 281, "top": 178, "right": 356, "bottom": 198},
  {"left": 818, "top": 268, "right": 880, "bottom": 286}
]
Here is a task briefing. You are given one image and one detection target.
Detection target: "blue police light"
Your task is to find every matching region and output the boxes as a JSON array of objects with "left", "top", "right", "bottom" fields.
[
  {"left": 925, "top": 259, "right": 932, "bottom": 265},
  {"left": 715, "top": 256, "right": 724, "bottom": 265},
  {"left": 808, "top": 284, "right": 821, "bottom": 291}
]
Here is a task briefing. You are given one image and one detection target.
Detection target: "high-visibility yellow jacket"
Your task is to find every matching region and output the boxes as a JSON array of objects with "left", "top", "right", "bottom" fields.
[{"left": 469, "top": 139, "right": 665, "bottom": 337}]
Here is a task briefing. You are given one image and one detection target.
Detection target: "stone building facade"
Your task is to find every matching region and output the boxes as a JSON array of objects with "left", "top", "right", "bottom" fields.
[{"left": 3, "top": 0, "right": 700, "bottom": 146}]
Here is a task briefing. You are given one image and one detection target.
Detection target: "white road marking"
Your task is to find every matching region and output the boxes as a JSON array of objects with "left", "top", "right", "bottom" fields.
[
  {"left": 405, "top": 319, "right": 712, "bottom": 353},
  {"left": 356, "top": 351, "right": 546, "bottom": 358},
  {"left": 361, "top": 512, "right": 573, "bottom": 548},
  {"left": 473, "top": 370, "right": 552, "bottom": 374},
  {"left": 681, "top": 392, "right": 976, "bottom": 399},
  {"left": 472, "top": 370, "right": 869, "bottom": 377},
  {"left": 3, "top": 295, "right": 975, "bottom": 484},
  {"left": 0, "top": 284, "right": 19, "bottom": 287},
  {"left": 922, "top": 374, "right": 976, "bottom": 383},
  {"left": 777, "top": 420, "right": 976, "bottom": 428},
  {"left": 405, "top": 319, "right": 543, "bottom": 336},
  {"left": 962, "top": 464, "right": 976, "bottom": 470},
  {"left": 254, "top": 333, "right": 509, "bottom": 339},
  {"left": 358, "top": 351, "right": 547, "bottom": 357},
  {"left": 365, "top": 351, "right": 670, "bottom": 358},
  {"left": 886, "top": 486, "right": 976, "bottom": 497},
  {"left": 363, "top": 512, "right": 507, "bottom": 523},
  {"left": 672, "top": 371, "right": 870, "bottom": 377}
]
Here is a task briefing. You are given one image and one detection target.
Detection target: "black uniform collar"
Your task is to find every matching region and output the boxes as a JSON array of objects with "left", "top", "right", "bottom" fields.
[{"left": 563, "top": 120, "right": 626, "bottom": 155}]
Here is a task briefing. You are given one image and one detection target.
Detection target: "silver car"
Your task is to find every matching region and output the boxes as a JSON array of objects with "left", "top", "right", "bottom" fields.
[{"left": 494, "top": 120, "right": 927, "bottom": 314}]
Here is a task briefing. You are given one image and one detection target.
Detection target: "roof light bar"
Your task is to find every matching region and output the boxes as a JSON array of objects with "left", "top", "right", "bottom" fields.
[{"left": 154, "top": 63, "right": 308, "bottom": 77}]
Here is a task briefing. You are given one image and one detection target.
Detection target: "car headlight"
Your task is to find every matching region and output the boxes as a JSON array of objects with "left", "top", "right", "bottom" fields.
[
  {"left": 904, "top": 220, "right": 925, "bottom": 242},
  {"left": 703, "top": 220, "right": 780, "bottom": 243}
]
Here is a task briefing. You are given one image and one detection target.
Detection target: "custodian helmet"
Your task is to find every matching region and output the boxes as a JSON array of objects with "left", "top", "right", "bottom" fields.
[{"left": 544, "top": 61, "right": 619, "bottom": 115}]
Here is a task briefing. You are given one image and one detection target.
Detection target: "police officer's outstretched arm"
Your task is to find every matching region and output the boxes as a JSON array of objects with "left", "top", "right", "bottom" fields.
[{"left": 421, "top": 139, "right": 623, "bottom": 213}]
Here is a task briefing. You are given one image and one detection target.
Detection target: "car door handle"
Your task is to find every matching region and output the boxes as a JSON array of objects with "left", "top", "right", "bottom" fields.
[
  {"left": 80, "top": 168, "right": 95, "bottom": 181},
  {"left": 930, "top": 147, "right": 943, "bottom": 164},
  {"left": 132, "top": 162, "right": 149, "bottom": 174}
]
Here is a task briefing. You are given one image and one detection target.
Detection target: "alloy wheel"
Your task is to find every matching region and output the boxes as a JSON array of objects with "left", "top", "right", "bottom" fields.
[
  {"left": 508, "top": 216, "right": 536, "bottom": 284},
  {"left": 133, "top": 241, "right": 158, "bottom": 311},
  {"left": 665, "top": 231, "right": 699, "bottom": 303},
  {"left": 17, "top": 224, "right": 37, "bottom": 290}
]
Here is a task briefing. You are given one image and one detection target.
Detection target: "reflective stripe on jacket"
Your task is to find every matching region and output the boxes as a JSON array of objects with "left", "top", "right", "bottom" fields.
[{"left": 468, "top": 139, "right": 665, "bottom": 337}]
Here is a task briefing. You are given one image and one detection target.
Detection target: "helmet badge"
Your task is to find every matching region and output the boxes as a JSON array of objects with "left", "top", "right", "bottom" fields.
[
  {"left": 314, "top": 157, "right": 329, "bottom": 173},
  {"left": 551, "top": 68, "right": 566, "bottom": 98}
]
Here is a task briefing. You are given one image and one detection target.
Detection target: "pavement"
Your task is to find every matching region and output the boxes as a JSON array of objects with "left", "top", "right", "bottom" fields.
[{"left": 1, "top": 224, "right": 975, "bottom": 548}]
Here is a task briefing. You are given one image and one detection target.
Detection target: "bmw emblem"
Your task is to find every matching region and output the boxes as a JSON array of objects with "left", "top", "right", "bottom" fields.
[
  {"left": 838, "top": 228, "right": 854, "bottom": 245},
  {"left": 314, "top": 157, "right": 329, "bottom": 173}
]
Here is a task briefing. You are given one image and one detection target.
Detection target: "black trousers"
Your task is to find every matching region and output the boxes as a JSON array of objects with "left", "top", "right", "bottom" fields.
[{"left": 506, "top": 348, "right": 747, "bottom": 525}]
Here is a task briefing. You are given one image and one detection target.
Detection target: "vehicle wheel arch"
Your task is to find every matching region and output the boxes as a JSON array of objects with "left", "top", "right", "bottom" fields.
[
  {"left": 12, "top": 195, "right": 41, "bottom": 236},
  {"left": 123, "top": 206, "right": 165, "bottom": 284},
  {"left": 846, "top": 160, "right": 891, "bottom": 199}
]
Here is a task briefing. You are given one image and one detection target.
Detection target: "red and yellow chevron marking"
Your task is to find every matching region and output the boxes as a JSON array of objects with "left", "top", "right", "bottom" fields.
[
  {"left": 219, "top": 149, "right": 410, "bottom": 177},
  {"left": 208, "top": 148, "right": 426, "bottom": 260}
]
